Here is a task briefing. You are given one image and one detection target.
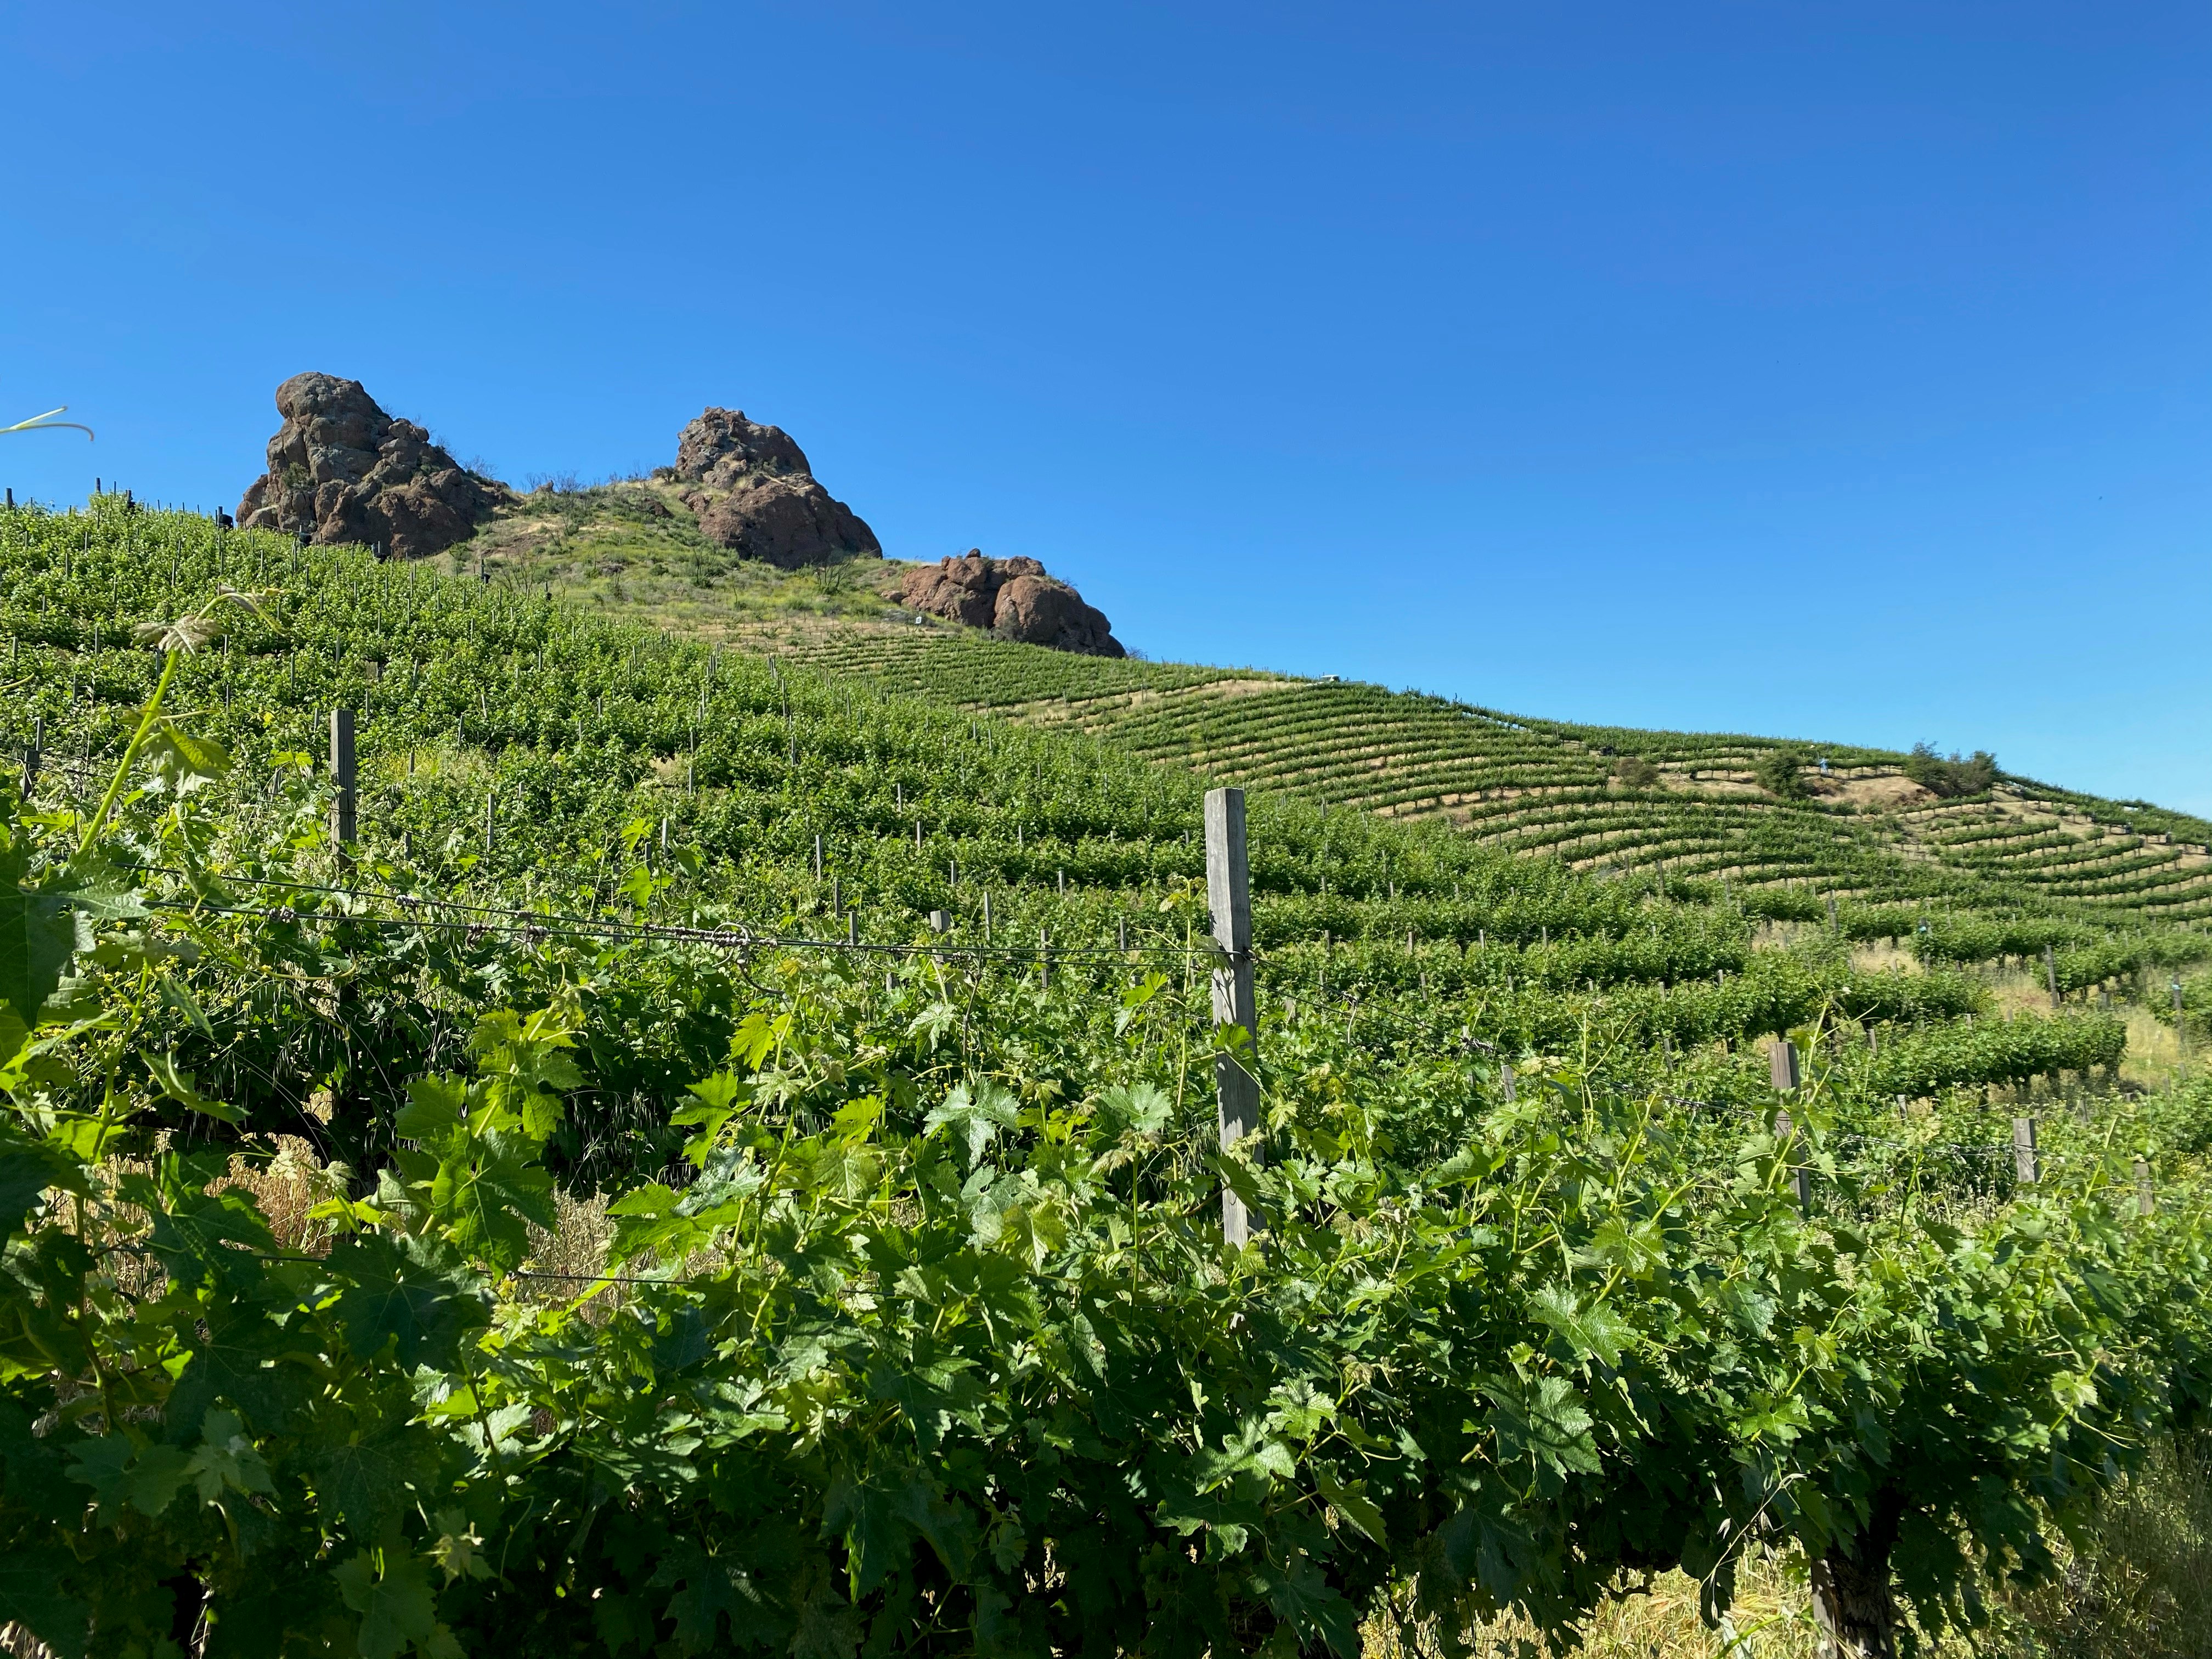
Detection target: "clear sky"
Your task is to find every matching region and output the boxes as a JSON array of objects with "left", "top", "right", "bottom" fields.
[{"left": 4, "top": 3, "right": 2208, "bottom": 810}]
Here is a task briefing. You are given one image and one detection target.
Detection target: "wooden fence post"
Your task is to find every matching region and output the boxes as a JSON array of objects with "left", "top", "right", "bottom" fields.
[
  {"left": 2012, "top": 1116, "right": 2038, "bottom": 1184},
  {"left": 1774, "top": 1105, "right": 1813, "bottom": 1212},
  {"left": 1499, "top": 1063, "right": 1515, "bottom": 1102},
  {"left": 1770, "top": 1040, "right": 1810, "bottom": 1210},
  {"left": 1206, "top": 787, "right": 1260, "bottom": 1245},
  {"left": 2045, "top": 944, "right": 2059, "bottom": 1007},
  {"left": 1769, "top": 1037, "right": 1801, "bottom": 1092},
  {"left": 329, "top": 709, "right": 356, "bottom": 853},
  {"left": 2135, "top": 1156, "right": 2154, "bottom": 1216}
]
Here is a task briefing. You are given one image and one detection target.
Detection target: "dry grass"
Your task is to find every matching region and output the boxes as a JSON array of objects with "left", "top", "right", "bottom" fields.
[
  {"left": 1365, "top": 1552, "right": 1825, "bottom": 1659},
  {"left": 1363, "top": 1438, "right": 2212, "bottom": 1658},
  {"left": 210, "top": 1135, "right": 345, "bottom": 1252}
]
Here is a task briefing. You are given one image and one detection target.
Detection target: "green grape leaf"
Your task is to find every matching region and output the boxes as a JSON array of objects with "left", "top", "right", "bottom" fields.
[
  {"left": 653, "top": 1543, "right": 779, "bottom": 1655},
  {"left": 823, "top": 1467, "right": 920, "bottom": 1598},
  {"left": 0, "top": 884, "right": 87, "bottom": 1024},
  {"left": 468, "top": 1001, "right": 583, "bottom": 1138},
  {"left": 328, "top": 1234, "right": 489, "bottom": 1368},
  {"left": 923, "top": 1080, "right": 1020, "bottom": 1170},
  {"left": 396, "top": 1074, "right": 469, "bottom": 1148},
  {"left": 428, "top": 1130, "right": 556, "bottom": 1270},
  {"left": 0, "top": 1121, "right": 87, "bottom": 1239},
  {"left": 145, "top": 1184, "right": 278, "bottom": 1290},
  {"left": 313, "top": 1429, "right": 445, "bottom": 1541},
  {"left": 333, "top": 1549, "right": 456, "bottom": 1659},
  {"left": 1527, "top": 1284, "right": 1637, "bottom": 1369},
  {"left": 167, "top": 1298, "right": 315, "bottom": 1435},
  {"left": 0, "top": 1544, "right": 89, "bottom": 1659},
  {"left": 188, "top": 1408, "right": 276, "bottom": 1502},
  {"left": 143, "top": 722, "right": 232, "bottom": 793},
  {"left": 1251, "top": 1553, "right": 1360, "bottom": 1658},
  {"left": 1486, "top": 1373, "right": 1600, "bottom": 1491},
  {"left": 66, "top": 1435, "right": 193, "bottom": 1517}
]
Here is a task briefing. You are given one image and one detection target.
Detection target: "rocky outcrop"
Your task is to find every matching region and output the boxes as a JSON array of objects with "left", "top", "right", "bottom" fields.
[
  {"left": 900, "top": 551, "right": 1123, "bottom": 657},
  {"left": 670, "top": 408, "right": 879, "bottom": 568},
  {"left": 236, "top": 373, "right": 510, "bottom": 559}
]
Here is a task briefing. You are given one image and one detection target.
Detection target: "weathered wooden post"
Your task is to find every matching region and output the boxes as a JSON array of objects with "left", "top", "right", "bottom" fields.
[
  {"left": 2012, "top": 1116, "right": 2038, "bottom": 1185},
  {"left": 329, "top": 708, "right": 356, "bottom": 853},
  {"left": 1771, "top": 1040, "right": 1812, "bottom": 1211},
  {"left": 1206, "top": 787, "right": 1259, "bottom": 1244},
  {"left": 1770, "top": 1036, "right": 1801, "bottom": 1092},
  {"left": 2045, "top": 943, "right": 2059, "bottom": 1007},
  {"left": 2135, "top": 1156, "right": 2155, "bottom": 1216}
]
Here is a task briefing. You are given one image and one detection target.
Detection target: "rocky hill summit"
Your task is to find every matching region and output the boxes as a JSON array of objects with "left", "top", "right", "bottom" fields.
[
  {"left": 654, "top": 408, "right": 879, "bottom": 568},
  {"left": 236, "top": 373, "right": 510, "bottom": 559},
  {"left": 901, "top": 551, "right": 1123, "bottom": 657}
]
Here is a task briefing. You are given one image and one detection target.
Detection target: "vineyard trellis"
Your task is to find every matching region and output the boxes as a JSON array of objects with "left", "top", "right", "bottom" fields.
[{"left": 3, "top": 498, "right": 2211, "bottom": 1659}]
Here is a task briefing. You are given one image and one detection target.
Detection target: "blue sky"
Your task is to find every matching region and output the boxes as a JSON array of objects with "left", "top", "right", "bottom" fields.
[{"left": 5, "top": 3, "right": 2208, "bottom": 810}]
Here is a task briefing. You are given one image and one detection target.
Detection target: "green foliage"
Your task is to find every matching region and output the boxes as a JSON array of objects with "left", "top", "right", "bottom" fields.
[
  {"left": 1905, "top": 742, "right": 1999, "bottom": 799},
  {"left": 9, "top": 754, "right": 2212, "bottom": 1659},
  {"left": 5, "top": 501, "right": 2212, "bottom": 1657},
  {"left": 1752, "top": 747, "right": 1810, "bottom": 800}
]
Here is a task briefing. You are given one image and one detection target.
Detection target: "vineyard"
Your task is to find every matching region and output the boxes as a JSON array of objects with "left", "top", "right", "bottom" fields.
[
  {"left": 4, "top": 494, "right": 2211, "bottom": 1659},
  {"left": 774, "top": 623, "right": 2212, "bottom": 927}
]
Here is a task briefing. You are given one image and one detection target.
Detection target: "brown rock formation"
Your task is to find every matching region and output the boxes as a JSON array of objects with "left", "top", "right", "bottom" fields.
[
  {"left": 671, "top": 408, "right": 879, "bottom": 568},
  {"left": 236, "top": 373, "right": 510, "bottom": 559},
  {"left": 899, "top": 551, "right": 1123, "bottom": 657}
]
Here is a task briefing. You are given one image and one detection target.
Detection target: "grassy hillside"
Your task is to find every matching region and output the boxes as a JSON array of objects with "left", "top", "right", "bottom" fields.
[
  {"left": 781, "top": 622, "right": 2212, "bottom": 927},
  {"left": 439, "top": 483, "right": 2212, "bottom": 932},
  {"left": 7, "top": 493, "right": 2212, "bottom": 1658}
]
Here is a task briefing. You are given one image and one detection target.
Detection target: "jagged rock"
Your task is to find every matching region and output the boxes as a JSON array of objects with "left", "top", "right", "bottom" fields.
[
  {"left": 670, "top": 408, "right": 879, "bottom": 568},
  {"left": 900, "top": 551, "right": 1042, "bottom": 627},
  {"left": 236, "top": 373, "right": 510, "bottom": 559},
  {"left": 899, "top": 551, "right": 1123, "bottom": 657}
]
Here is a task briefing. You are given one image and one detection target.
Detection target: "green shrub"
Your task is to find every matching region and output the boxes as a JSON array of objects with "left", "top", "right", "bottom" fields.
[
  {"left": 1905, "top": 742, "right": 1999, "bottom": 798},
  {"left": 1753, "top": 747, "right": 1810, "bottom": 799}
]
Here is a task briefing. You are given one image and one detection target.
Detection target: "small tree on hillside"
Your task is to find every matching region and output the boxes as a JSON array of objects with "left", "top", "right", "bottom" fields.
[
  {"left": 1754, "top": 748, "right": 1810, "bottom": 799},
  {"left": 1904, "top": 743, "right": 1999, "bottom": 798}
]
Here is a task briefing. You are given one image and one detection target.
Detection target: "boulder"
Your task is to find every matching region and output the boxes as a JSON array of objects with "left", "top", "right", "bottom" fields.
[
  {"left": 994, "top": 573, "right": 1122, "bottom": 656},
  {"left": 236, "top": 373, "right": 511, "bottom": 560},
  {"left": 899, "top": 551, "right": 1123, "bottom": 657},
  {"left": 671, "top": 407, "right": 879, "bottom": 568}
]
